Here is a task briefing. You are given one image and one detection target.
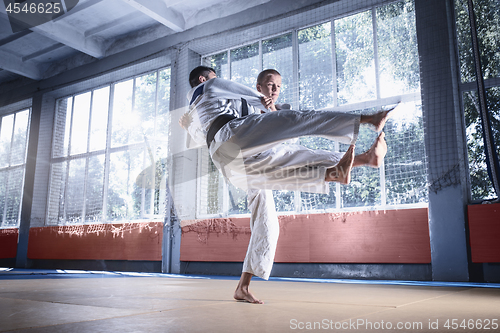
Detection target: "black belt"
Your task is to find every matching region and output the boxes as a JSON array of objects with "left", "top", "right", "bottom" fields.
[{"left": 206, "top": 98, "right": 248, "bottom": 148}]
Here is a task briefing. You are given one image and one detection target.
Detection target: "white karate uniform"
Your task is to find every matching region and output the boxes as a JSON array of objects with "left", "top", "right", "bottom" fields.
[
  {"left": 184, "top": 78, "right": 359, "bottom": 280},
  {"left": 184, "top": 89, "right": 279, "bottom": 280},
  {"left": 243, "top": 188, "right": 278, "bottom": 280},
  {"left": 187, "top": 78, "right": 360, "bottom": 195}
]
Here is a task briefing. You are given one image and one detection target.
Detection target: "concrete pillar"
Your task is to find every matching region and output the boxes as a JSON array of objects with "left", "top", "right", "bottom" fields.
[
  {"left": 15, "top": 93, "right": 43, "bottom": 268},
  {"left": 415, "top": 0, "right": 470, "bottom": 281},
  {"left": 164, "top": 47, "right": 202, "bottom": 274}
]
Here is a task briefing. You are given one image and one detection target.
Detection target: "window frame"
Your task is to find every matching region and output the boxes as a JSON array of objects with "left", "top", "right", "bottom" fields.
[
  {"left": 0, "top": 107, "right": 31, "bottom": 228},
  {"left": 197, "top": 0, "right": 427, "bottom": 219},
  {"left": 453, "top": 0, "right": 500, "bottom": 202},
  {"left": 47, "top": 67, "right": 171, "bottom": 225}
]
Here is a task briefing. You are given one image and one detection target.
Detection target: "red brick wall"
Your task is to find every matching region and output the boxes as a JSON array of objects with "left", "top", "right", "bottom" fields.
[
  {"left": 27, "top": 222, "right": 163, "bottom": 261},
  {"left": 181, "top": 208, "right": 431, "bottom": 264},
  {"left": 468, "top": 203, "right": 500, "bottom": 263},
  {"left": 0, "top": 228, "right": 18, "bottom": 259}
]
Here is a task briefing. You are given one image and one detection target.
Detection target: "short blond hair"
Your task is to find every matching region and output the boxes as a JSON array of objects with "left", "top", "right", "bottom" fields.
[{"left": 257, "top": 69, "right": 281, "bottom": 85}]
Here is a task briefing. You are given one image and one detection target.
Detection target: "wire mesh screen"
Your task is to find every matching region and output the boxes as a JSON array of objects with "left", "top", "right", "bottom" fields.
[
  {"left": 0, "top": 108, "right": 30, "bottom": 228},
  {"left": 47, "top": 67, "right": 171, "bottom": 225},
  {"left": 384, "top": 102, "right": 427, "bottom": 205},
  {"left": 455, "top": 0, "right": 500, "bottom": 201},
  {"left": 463, "top": 88, "right": 500, "bottom": 200},
  {"left": 198, "top": 0, "right": 427, "bottom": 217},
  {"left": 198, "top": 146, "right": 224, "bottom": 216},
  {"left": 231, "top": 43, "right": 260, "bottom": 88},
  {"left": 263, "top": 33, "right": 294, "bottom": 105}
]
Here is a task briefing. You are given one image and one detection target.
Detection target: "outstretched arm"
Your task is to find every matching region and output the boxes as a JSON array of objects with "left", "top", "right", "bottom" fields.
[
  {"left": 178, "top": 113, "right": 191, "bottom": 130},
  {"left": 178, "top": 110, "right": 205, "bottom": 149},
  {"left": 205, "top": 78, "right": 268, "bottom": 112},
  {"left": 260, "top": 96, "right": 276, "bottom": 111}
]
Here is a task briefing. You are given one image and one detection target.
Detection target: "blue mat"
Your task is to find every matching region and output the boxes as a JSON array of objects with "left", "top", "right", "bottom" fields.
[{"left": 1, "top": 267, "right": 499, "bottom": 289}]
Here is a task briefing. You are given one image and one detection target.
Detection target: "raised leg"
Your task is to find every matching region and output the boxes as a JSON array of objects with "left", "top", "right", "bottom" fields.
[
  {"left": 325, "top": 145, "right": 355, "bottom": 184},
  {"left": 360, "top": 103, "right": 402, "bottom": 132},
  {"left": 353, "top": 132, "right": 387, "bottom": 168}
]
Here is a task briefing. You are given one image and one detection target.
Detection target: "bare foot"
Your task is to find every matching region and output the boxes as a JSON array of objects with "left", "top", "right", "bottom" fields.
[
  {"left": 234, "top": 287, "right": 264, "bottom": 304},
  {"left": 352, "top": 133, "right": 387, "bottom": 168},
  {"left": 366, "top": 132, "right": 387, "bottom": 167},
  {"left": 362, "top": 102, "right": 401, "bottom": 132},
  {"left": 325, "top": 145, "right": 355, "bottom": 184}
]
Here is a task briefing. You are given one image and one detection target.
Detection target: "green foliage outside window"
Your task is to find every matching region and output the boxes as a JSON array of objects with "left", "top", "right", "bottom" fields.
[{"left": 455, "top": 0, "right": 500, "bottom": 200}]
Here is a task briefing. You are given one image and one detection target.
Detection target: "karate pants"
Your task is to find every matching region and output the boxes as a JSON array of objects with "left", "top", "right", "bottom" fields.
[
  {"left": 242, "top": 189, "right": 279, "bottom": 280},
  {"left": 210, "top": 109, "right": 360, "bottom": 194}
]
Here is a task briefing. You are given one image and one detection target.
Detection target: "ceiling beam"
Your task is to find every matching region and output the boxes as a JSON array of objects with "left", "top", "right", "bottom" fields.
[
  {"left": 121, "top": 0, "right": 185, "bottom": 32},
  {"left": 85, "top": 12, "right": 137, "bottom": 37},
  {"left": 0, "top": 49, "right": 41, "bottom": 80},
  {"left": 0, "top": 7, "right": 104, "bottom": 58},
  {"left": 52, "top": 0, "right": 104, "bottom": 23},
  {"left": 31, "top": 20, "right": 105, "bottom": 58},
  {"left": 22, "top": 43, "right": 65, "bottom": 62},
  {"left": 0, "top": 30, "right": 32, "bottom": 47}
]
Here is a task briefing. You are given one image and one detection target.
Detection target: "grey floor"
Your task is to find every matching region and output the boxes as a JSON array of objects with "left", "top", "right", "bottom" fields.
[{"left": 1, "top": 269, "right": 499, "bottom": 332}]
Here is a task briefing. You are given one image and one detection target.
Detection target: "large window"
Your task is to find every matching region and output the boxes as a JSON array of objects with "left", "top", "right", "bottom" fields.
[
  {"left": 48, "top": 68, "right": 171, "bottom": 225},
  {"left": 0, "top": 109, "right": 30, "bottom": 228},
  {"left": 455, "top": 0, "right": 500, "bottom": 201},
  {"left": 200, "top": 0, "right": 426, "bottom": 217}
]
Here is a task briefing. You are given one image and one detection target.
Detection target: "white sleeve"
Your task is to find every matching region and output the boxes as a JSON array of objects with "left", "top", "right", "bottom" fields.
[
  {"left": 186, "top": 131, "right": 205, "bottom": 149},
  {"left": 276, "top": 103, "right": 291, "bottom": 110},
  {"left": 184, "top": 109, "right": 206, "bottom": 149},
  {"left": 205, "top": 78, "right": 267, "bottom": 112}
]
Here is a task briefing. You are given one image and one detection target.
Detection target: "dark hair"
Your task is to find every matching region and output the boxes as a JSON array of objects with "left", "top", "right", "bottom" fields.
[
  {"left": 257, "top": 69, "right": 281, "bottom": 85},
  {"left": 189, "top": 66, "right": 216, "bottom": 88}
]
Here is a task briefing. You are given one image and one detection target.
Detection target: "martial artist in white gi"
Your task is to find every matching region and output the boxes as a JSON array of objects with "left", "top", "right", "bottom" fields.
[
  {"left": 181, "top": 69, "right": 284, "bottom": 304},
  {"left": 182, "top": 66, "right": 393, "bottom": 303},
  {"left": 188, "top": 78, "right": 361, "bottom": 191}
]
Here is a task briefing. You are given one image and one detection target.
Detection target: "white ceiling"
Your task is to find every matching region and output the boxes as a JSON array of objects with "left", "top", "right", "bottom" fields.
[{"left": 0, "top": 0, "right": 272, "bottom": 87}]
